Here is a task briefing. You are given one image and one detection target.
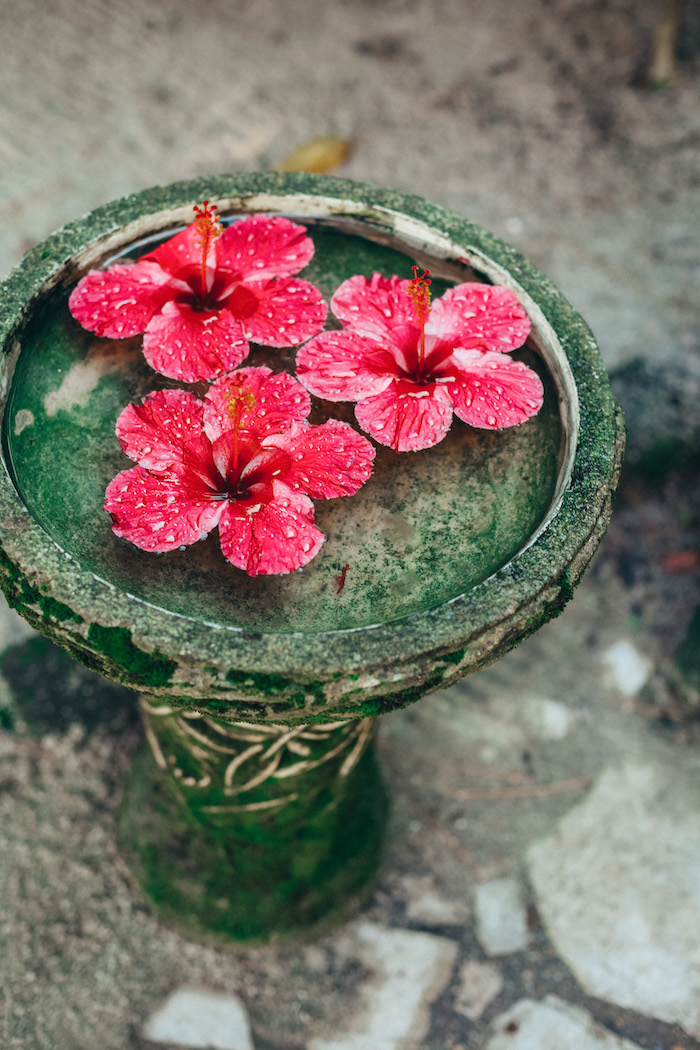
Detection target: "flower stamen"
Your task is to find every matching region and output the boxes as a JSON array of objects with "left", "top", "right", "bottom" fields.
[
  {"left": 226, "top": 387, "right": 257, "bottom": 469},
  {"left": 192, "top": 200, "right": 223, "bottom": 299},
  {"left": 408, "top": 266, "right": 431, "bottom": 369}
]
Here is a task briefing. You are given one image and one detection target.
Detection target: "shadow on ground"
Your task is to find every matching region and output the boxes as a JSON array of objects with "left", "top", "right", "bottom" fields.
[{"left": 0, "top": 635, "right": 139, "bottom": 738}]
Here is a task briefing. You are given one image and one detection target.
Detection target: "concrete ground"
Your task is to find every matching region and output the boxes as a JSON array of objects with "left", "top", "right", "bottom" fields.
[{"left": 1, "top": 1, "right": 699, "bottom": 1048}]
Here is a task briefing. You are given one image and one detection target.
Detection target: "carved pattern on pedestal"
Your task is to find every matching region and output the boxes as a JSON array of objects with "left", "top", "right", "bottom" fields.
[{"left": 140, "top": 698, "right": 376, "bottom": 814}]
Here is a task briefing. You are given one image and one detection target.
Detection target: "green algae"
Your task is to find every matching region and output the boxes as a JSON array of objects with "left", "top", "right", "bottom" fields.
[
  {"left": 118, "top": 728, "right": 388, "bottom": 943},
  {"left": 86, "top": 624, "right": 177, "bottom": 688},
  {"left": 441, "top": 647, "right": 467, "bottom": 666},
  {"left": 0, "top": 543, "right": 83, "bottom": 627}
]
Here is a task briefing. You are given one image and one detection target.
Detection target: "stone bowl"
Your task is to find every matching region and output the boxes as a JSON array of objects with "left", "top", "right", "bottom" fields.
[{"left": 0, "top": 172, "right": 624, "bottom": 726}]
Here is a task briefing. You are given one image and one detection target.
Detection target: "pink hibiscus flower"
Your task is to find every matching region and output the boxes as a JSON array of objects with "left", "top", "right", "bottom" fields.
[
  {"left": 69, "top": 202, "right": 328, "bottom": 383},
  {"left": 105, "top": 367, "right": 375, "bottom": 576},
  {"left": 295, "top": 269, "right": 544, "bottom": 452}
]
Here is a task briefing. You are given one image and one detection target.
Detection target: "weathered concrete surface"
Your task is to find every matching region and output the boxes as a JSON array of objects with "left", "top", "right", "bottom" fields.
[
  {"left": 308, "top": 922, "right": 458, "bottom": 1050},
  {"left": 528, "top": 761, "right": 700, "bottom": 1036},
  {"left": 485, "top": 996, "right": 645, "bottom": 1050},
  {"left": 473, "top": 878, "right": 530, "bottom": 957},
  {"left": 454, "top": 961, "right": 504, "bottom": 1022},
  {"left": 142, "top": 987, "right": 253, "bottom": 1050}
]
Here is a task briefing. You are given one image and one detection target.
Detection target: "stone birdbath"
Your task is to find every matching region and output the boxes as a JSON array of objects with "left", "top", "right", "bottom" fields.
[{"left": 0, "top": 173, "right": 624, "bottom": 944}]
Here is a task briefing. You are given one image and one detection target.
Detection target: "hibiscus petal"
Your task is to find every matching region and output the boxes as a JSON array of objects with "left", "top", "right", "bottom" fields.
[
  {"left": 142, "top": 301, "right": 249, "bottom": 382},
  {"left": 230, "top": 276, "right": 327, "bottom": 347},
  {"left": 330, "top": 273, "right": 420, "bottom": 339},
  {"left": 105, "top": 465, "right": 224, "bottom": 552},
  {"left": 204, "top": 367, "right": 311, "bottom": 441},
  {"left": 178, "top": 434, "right": 228, "bottom": 492},
  {"left": 429, "top": 284, "right": 530, "bottom": 353},
  {"left": 448, "top": 350, "right": 544, "bottom": 429},
  {"left": 115, "top": 389, "right": 205, "bottom": 469},
  {"left": 141, "top": 226, "right": 215, "bottom": 284},
  {"left": 296, "top": 329, "right": 396, "bottom": 401},
  {"left": 216, "top": 215, "right": 315, "bottom": 280},
  {"left": 355, "top": 380, "right": 454, "bottom": 452},
  {"left": 274, "top": 419, "right": 376, "bottom": 498},
  {"left": 211, "top": 430, "right": 292, "bottom": 492},
  {"left": 218, "top": 487, "right": 324, "bottom": 575},
  {"left": 68, "top": 262, "right": 174, "bottom": 338}
]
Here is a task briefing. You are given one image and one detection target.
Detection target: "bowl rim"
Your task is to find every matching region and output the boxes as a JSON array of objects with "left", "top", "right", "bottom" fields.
[{"left": 0, "top": 172, "right": 624, "bottom": 691}]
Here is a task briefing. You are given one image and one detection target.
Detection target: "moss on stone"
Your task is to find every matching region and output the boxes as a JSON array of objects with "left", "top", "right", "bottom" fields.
[
  {"left": 224, "top": 667, "right": 295, "bottom": 694},
  {"left": 559, "top": 566, "right": 575, "bottom": 604},
  {"left": 35, "top": 592, "right": 83, "bottom": 624},
  {"left": 440, "top": 647, "right": 466, "bottom": 666},
  {"left": 86, "top": 623, "right": 177, "bottom": 688},
  {"left": 223, "top": 668, "right": 330, "bottom": 710},
  {"left": 118, "top": 732, "right": 388, "bottom": 944},
  {"left": 0, "top": 544, "right": 82, "bottom": 625}
]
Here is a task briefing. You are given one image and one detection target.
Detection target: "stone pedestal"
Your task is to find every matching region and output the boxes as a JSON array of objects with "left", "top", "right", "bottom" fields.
[
  {"left": 120, "top": 702, "right": 386, "bottom": 942},
  {"left": 0, "top": 173, "right": 624, "bottom": 941}
]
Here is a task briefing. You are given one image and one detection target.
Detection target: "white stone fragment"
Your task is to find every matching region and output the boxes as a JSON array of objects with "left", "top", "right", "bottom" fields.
[
  {"left": 520, "top": 695, "right": 575, "bottom": 740},
  {"left": 601, "top": 640, "right": 651, "bottom": 696},
  {"left": 527, "top": 761, "right": 700, "bottom": 1036},
  {"left": 142, "top": 987, "right": 253, "bottom": 1050},
  {"left": 490, "top": 693, "right": 576, "bottom": 741},
  {"left": 430, "top": 689, "right": 576, "bottom": 766},
  {"left": 401, "top": 874, "right": 469, "bottom": 925},
  {"left": 485, "top": 995, "right": 644, "bottom": 1050},
  {"left": 309, "top": 921, "right": 458, "bottom": 1050},
  {"left": 454, "top": 960, "right": 503, "bottom": 1020},
  {"left": 474, "top": 878, "right": 530, "bottom": 956}
]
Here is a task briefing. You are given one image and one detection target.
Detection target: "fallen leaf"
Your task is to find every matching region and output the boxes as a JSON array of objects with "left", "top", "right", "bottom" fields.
[{"left": 275, "top": 136, "right": 353, "bottom": 174}]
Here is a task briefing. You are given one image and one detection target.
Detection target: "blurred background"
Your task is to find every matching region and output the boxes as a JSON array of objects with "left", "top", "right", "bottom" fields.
[{"left": 1, "top": 2, "right": 699, "bottom": 1049}]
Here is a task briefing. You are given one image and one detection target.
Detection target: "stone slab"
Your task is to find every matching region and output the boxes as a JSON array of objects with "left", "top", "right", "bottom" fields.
[
  {"left": 454, "top": 960, "right": 504, "bottom": 1021},
  {"left": 400, "top": 874, "right": 469, "bottom": 926},
  {"left": 601, "top": 640, "right": 652, "bottom": 697},
  {"left": 486, "top": 996, "right": 644, "bottom": 1050},
  {"left": 309, "top": 921, "right": 458, "bottom": 1050},
  {"left": 527, "top": 761, "right": 700, "bottom": 1035},
  {"left": 474, "top": 878, "right": 530, "bottom": 956},
  {"left": 142, "top": 987, "right": 253, "bottom": 1050}
]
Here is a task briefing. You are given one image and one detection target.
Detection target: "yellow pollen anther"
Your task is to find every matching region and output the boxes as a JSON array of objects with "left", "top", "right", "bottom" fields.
[
  {"left": 408, "top": 265, "right": 432, "bottom": 320},
  {"left": 225, "top": 388, "right": 257, "bottom": 472},
  {"left": 192, "top": 200, "right": 223, "bottom": 247},
  {"left": 192, "top": 200, "right": 223, "bottom": 298},
  {"left": 226, "top": 388, "right": 256, "bottom": 425},
  {"left": 408, "top": 266, "right": 432, "bottom": 368}
]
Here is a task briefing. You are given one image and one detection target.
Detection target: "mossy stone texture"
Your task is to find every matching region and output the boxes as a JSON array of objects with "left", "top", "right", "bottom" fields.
[
  {"left": 0, "top": 173, "right": 624, "bottom": 724},
  {"left": 120, "top": 709, "right": 387, "bottom": 944}
]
